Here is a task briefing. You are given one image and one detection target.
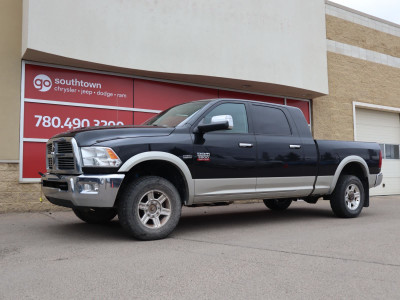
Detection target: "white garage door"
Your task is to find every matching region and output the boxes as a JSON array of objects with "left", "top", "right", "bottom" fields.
[{"left": 356, "top": 108, "right": 400, "bottom": 195}]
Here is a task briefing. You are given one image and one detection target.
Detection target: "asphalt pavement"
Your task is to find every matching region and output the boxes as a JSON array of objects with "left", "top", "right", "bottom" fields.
[{"left": 1, "top": 196, "right": 400, "bottom": 299}]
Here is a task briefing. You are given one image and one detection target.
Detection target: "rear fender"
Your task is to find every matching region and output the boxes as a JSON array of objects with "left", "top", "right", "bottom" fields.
[{"left": 329, "top": 155, "right": 369, "bottom": 194}]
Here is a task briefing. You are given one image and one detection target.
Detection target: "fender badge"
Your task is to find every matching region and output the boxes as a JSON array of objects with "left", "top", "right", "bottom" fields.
[
  {"left": 197, "top": 152, "right": 210, "bottom": 161},
  {"left": 182, "top": 155, "right": 192, "bottom": 160}
]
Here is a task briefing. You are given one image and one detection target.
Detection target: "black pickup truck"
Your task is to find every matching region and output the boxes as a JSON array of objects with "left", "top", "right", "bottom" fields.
[{"left": 42, "top": 99, "right": 383, "bottom": 240}]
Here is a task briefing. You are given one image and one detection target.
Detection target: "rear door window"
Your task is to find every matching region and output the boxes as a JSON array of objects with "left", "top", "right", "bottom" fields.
[{"left": 251, "top": 105, "right": 291, "bottom": 135}]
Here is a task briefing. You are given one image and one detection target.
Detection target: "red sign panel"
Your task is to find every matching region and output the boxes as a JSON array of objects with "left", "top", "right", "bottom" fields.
[
  {"left": 25, "top": 64, "right": 133, "bottom": 107},
  {"left": 219, "top": 90, "right": 284, "bottom": 104},
  {"left": 134, "top": 79, "right": 218, "bottom": 111},
  {"left": 24, "top": 102, "right": 133, "bottom": 139},
  {"left": 21, "top": 63, "right": 136, "bottom": 180},
  {"left": 22, "top": 142, "right": 47, "bottom": 179},
  {"left": 134, "top": 112, "right": 157, "bottom": 125}
]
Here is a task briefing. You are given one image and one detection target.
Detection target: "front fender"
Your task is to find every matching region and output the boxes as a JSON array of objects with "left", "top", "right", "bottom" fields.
[{"left": 118, "top": 151, "right": 195, "bottom": 204}]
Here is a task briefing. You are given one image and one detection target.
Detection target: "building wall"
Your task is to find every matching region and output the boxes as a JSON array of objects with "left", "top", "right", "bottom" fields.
[
  {"left": 0, "top": 0, "right": 43, "bottom": 213},
  {"left": 0, "top": 0, "right": 22, "bottom": 160},
  {"left": 0, "top": 163, "right": 59, "bottom": 212},
  {"left": 2, "top": 1, "right": 400, "bottom": 212},
  {"left": 22, "top": 0, "right": 329, "bottom": 98},
  {"left": 326, "top": 15, "right": 400, "bottom": 58},
  {"left": 313, "top": 2, "right": 400, "bottom": 141}
]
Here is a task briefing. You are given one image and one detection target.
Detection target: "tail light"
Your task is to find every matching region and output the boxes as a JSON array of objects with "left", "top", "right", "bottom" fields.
[{"left": 379, "top": 150, "right": 382, "bottom": 169}]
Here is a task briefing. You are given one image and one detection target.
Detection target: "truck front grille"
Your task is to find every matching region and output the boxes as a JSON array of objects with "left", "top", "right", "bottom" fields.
[
  {"left": 57, "top": 157, "right": 75, "bottom": 169},
  {"left": 47, "top": 143, "right": 54, "bottom": 154},
  {"left": 48, "top": 157, "right": 53, "bottom": 169},
  {"left": 57, "top": 142, "right": 73, "bottom": 153},
  {"left": 46, "top": 138, "right": 81, "bottom": 174}
]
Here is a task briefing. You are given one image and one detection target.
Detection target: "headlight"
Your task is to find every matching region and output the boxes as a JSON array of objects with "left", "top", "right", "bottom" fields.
[{"left": 81, "top": 147, "right": 122, "bottom": 167}]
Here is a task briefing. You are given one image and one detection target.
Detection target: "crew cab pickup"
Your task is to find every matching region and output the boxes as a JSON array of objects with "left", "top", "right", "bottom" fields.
[{"left": 41, "top": 99, "right": 383, "bottom": 240}]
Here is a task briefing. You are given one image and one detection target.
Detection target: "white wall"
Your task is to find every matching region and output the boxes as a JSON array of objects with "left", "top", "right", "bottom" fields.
[{"left": 22, "top": 0, "right": 328, "bottom": 97}]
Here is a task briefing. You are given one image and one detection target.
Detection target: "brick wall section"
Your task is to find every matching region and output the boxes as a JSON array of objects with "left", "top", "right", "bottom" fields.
[
  {"left": 0, "top": 163, "right": 67, "bottom": 213},
  {"left": 326, "top": 15, "right": 400, "bottom": 58},
  {"left": 313, "top": 52, "right": 400, "bottom": 140}
]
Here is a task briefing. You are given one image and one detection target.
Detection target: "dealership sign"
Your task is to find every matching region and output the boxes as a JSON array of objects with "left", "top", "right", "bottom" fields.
[
  {"left": 20, "top": 62, "right": 135, "bottom": 181},
  {"left": 24, "top": 64, "right": 133, "bottom": 107},
  {"left": 20, "top": 61, "right": 311, "bottom": 182}
]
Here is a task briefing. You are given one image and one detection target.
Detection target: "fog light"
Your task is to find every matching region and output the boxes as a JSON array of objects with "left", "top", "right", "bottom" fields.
[{"left": 79, "top": 182, "right": 99, "bottom": 193}]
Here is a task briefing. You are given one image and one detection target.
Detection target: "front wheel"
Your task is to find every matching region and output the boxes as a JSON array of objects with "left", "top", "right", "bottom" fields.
[
  {"left": 263, "top": 199, "right": 292, "bottom": 210},
  {"left": 72, "top": 208, "right": 117, "bottom": 224},
  {"left": 118, "top": 176, "right": 182, "bottom": 241},
  {"left": 330, "top": 175, "right": 365, "bottom": 218}
]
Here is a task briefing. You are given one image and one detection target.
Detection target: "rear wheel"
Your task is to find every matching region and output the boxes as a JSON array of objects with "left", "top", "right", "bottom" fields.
[
  {"left": 118, "top": 176, "right": 182, "bottom": 241},
  {"left": 263, "top": 199, "right": 292, "bottom": 210},
  {"left": 72, "top": 208, "right": 117, "bottom": 224},
  {"left": 330, "top": 175, "right": 364, "bottom": 218}
]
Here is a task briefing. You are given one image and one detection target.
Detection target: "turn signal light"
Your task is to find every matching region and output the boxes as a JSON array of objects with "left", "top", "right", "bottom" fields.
[{"left": 106, "top": 148, "right": 119, "bottom": 160}]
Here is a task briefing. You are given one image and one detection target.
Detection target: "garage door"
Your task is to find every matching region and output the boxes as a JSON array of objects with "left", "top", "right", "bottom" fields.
[{"left": 356, "top": 108, "right": 400, "bottom": 195}]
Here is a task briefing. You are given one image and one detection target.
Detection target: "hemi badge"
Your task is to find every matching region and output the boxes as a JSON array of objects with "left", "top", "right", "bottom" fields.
[{"left": 197, "top": 152, "right": 210, "bottom": 161}]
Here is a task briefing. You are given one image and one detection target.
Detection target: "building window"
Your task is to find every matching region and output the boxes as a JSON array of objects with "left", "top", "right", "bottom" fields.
[{"left": 379, "top": 144, "right": 400, "bottom": 159}]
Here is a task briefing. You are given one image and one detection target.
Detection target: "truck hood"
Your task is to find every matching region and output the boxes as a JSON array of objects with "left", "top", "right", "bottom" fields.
[{"left": 52, "top": 126, "right": 175, "bottom": 147}]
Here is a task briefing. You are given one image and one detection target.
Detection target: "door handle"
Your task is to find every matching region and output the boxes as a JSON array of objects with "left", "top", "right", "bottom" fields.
[
  {"left": 289, "top": 144, "right": 301, "bottom": 149},
  {"left": 239, "top": 143, "right": 253, "bottom": 148}
]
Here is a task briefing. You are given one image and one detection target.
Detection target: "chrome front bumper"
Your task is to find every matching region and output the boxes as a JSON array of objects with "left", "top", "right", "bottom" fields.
[{"left": 41, "top": 173, "right": 125, "bottom": 208}]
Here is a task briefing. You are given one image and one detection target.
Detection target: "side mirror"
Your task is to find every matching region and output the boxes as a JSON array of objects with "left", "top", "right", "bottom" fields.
[
  {"left": 211, "top": 115, "right": 233, "bottom": 129},
  {"left": 195, "top": 115, "right": 234, "bottom": 133}
]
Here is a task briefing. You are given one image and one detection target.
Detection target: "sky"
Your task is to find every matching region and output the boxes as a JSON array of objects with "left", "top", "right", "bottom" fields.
[{"left": 331, "top": 0, "right": 400, "bottom": 24}]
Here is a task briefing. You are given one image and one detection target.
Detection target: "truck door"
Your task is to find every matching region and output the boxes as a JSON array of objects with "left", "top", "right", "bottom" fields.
[
  {"left": 191, "top": 102, "right": 257, "bottom": 201},
  {"left": 251, "top": 104, "right": 314, "bottom": 198}
]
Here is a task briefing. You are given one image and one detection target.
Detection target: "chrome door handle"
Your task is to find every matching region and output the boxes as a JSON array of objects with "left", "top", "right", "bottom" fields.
[
  {"left": 239, "top": 143, "right": 253, "bottom": 148},
  {"left": 289, "top": 144, "right": 301, "bottom": 149}
]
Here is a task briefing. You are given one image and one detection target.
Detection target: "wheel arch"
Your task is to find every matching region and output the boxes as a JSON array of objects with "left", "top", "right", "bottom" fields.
[
  {"left": 117, "top": 151, "right": 194, "bottom": 205},
  {"left": 329, "top": 156, "right": 369, "bottom": 193},
  {"left": 329, "top": 155, "right": 370, "bottom": 207}
]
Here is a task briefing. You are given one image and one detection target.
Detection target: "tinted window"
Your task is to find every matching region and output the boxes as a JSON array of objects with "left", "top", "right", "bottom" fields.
[
  {"left": 202, "top": 103, "right": 248, "bottom": 133},
  {"left": 252, "top": 105, "right": 291, "bottom": 135},
  {"left": 144, "top": 101, "right": 210, "bottom": 127}
]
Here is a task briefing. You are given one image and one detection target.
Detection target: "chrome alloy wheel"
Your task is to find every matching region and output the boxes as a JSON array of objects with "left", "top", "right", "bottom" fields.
[
  {"left": 137, "top": 190, "right": 171, "bottom": 229},
  {"left": 345, "top": 184, "right": 361, "bottom": 211}
]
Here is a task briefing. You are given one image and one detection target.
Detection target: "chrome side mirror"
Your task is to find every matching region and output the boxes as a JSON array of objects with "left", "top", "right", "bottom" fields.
[{"left": 211, "top": 115, "right": 233, "bottom": 130}]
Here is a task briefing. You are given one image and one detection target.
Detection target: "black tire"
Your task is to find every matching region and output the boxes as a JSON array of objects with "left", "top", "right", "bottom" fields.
[
  {"left": 118, "top": 176, "right": 182, "bottom": 241},
  {"left": 72, "top": 207, "right": 117, "bottom": 224},
  {"left": 263, "top": 199, "right": 292, "bottom": 210},
  {"left": 330, "top": 175, "right": 364, "bottom": 218}
]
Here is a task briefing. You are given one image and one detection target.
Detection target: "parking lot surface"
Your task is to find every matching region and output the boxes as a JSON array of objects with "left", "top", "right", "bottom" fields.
[{"left": 1, "top": 196, "right": 400, "bottom": 299}]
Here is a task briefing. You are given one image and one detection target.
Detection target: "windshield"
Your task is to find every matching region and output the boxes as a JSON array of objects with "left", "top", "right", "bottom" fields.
[{"left": 144, "top": 101, "right": 210, "bottom": 127}]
